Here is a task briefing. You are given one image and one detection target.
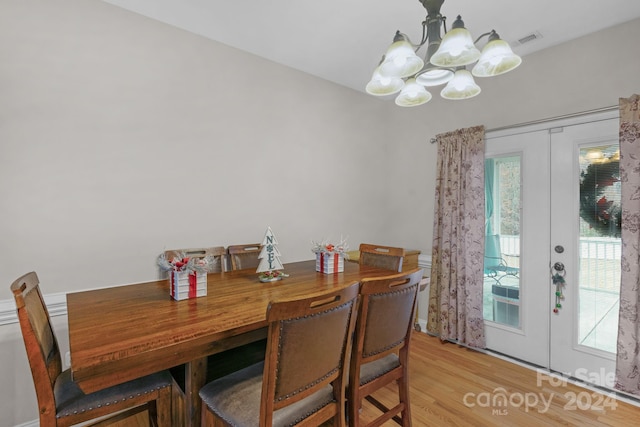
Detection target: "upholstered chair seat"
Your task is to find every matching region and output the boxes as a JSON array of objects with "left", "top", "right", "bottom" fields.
[
  {"left": 358, "top": 354, "right": 401, "bottom": 386},
  {"left": 54, "top": 369, "right": 173, "bottom": 420},
  {"left": 200, "top": 362, "right": 335, "bottom": 426}
]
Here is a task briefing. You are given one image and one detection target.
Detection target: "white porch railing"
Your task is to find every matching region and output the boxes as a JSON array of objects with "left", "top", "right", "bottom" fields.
[{"left": 497, "top": 235, "right": 620, "bottom": 291}]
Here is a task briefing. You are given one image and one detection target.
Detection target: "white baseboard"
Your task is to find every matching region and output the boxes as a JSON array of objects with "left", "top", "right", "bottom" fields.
[
  {"left": 13, "top": 420, "right": 38, "bottom": 427},
  {"left": 415, "top": 318, "right": 428, "bottom": 333}
]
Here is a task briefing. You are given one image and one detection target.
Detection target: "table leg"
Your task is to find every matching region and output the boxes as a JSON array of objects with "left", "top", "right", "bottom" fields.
[
  {"left": 184, "top": 357, "right": 207, "bottom": 427},
  {"left": 171, "top": 329, "right": 268, "bottom": 426}
]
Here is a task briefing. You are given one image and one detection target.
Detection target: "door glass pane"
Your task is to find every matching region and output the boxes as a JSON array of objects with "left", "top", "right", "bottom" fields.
[
  {"left": 484, "top": 156, "right": 521, "bottom": 328},
  {"left": 578, "top": 144, "right": 621, "bottom": 353}
]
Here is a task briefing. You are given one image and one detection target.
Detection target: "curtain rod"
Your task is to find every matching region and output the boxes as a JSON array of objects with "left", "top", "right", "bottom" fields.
[{"left": 429, "top": 105, "right": 618, "bottom": 143}]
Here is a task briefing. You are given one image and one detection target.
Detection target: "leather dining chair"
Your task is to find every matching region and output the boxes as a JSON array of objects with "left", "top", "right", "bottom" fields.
[
  {"left": 226, "top": 243, "right": 261, "bottom": 271},
  {"left": 10, "top": 271, "right": 174, "bottom": 427},
  {"left": 199, "top": 282, "right": 360, "bottom": 426},
  {"left": 348, "top": 268, "right": 423, "bottom": 427},
  {"left": 359, "top": 243, "right": 405, "bottom": 272},
  {"left": 164, "top": 246, "right": 225, "bottom": 273}
]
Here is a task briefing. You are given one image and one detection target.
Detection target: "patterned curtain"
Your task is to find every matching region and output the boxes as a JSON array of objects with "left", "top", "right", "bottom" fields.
[
  {"left": 427, "top": 125, "right": 486, "bottom": 348},
  {"left": 616, "top": 94, "right": 640, "bottom": 396}
]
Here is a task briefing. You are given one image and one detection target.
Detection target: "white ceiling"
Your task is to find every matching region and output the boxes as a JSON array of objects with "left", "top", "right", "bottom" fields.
[{"left": 103, "top": 0, "right": 640, "bottom": 94}]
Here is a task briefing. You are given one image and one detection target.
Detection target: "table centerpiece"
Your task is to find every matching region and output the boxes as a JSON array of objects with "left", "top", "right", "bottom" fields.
[{"left": 312, "top": 237, "right": 349, "bottom": 274}]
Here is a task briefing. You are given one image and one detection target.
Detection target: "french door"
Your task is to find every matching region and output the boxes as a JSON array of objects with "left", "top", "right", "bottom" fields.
[{"left": 483, "top": 110, "right": 620, "bottom": 389}]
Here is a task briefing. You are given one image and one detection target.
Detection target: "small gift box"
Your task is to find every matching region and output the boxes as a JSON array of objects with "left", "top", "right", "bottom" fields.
[
  {"left": 169, "top": 271, "right": 207, "bottom": 301},
  {"left": 316, "top": 252, "right": 344, "bottom": 274},
  {"left": 312, "top": 238, "right": 348, "bottom": 274},
  {"left": 158, "top": 252, "right": 213, "bottom": 301}
]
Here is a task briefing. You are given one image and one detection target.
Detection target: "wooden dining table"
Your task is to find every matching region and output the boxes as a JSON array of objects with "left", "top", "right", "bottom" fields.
[{"left": 66, "top": 259, "right": 393, "bottom": 427}]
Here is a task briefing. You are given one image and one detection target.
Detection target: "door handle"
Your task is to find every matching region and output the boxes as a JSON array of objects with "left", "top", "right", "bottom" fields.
[{"left": 551, "top": 262, "right": 566, "bottom": 314}]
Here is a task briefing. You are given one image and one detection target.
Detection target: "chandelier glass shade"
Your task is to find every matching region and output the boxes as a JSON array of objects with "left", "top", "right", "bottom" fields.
[
  {"left": 441, "top": 69, "right": 481, "bottom": 100},
  {"left": 471, "top": 32, "right": 523, "bottom": 77},
  {"left": 366, "top": 66, "right": 405, "bottom": 96},
  {"left": 429, "top": 18, "right": 481, "bottom": 67},
  {"left": 378, "top": 33, "right": 425, "bottom": 78},
  {"left": 366, "top": 0, "right": 522, "bottom": 106},
  {"left": 396, "top": 78, "right": 433, "bottom": 107}
]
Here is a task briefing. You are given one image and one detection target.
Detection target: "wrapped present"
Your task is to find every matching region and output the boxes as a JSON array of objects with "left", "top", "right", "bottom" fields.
[
  {"left": 158, "top": 252, "right": 213, "bottom": 300},
  {"left": 169, "top": 270, "right": 207, "bottom": 301},
  {"left": 311, "top": 238, "right": 348, "bottom": 274},
  {"left": 316, "top": 252, "right": 344, "bottom": 274}
]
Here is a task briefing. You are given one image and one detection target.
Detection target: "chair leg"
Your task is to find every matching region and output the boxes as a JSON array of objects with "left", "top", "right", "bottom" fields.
[
  {"left": 155, "top": 386, "right": 173, "bottom": 427},
  {"left": 348, "top": 393, "right": 360, "bottom": 427},
  {"left": 334, "top": 410, "right": 347, "bottom": 427},
  {"left": 397, "top": 378, "right": 412, "bottom": 427},
  {"left": 147, "top": 400, "right": 159, "bottom": 427}
]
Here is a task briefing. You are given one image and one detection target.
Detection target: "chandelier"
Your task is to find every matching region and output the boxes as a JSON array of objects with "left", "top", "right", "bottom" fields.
[{"left": 366, "top": 0, "right": 522, "bottom": 107}]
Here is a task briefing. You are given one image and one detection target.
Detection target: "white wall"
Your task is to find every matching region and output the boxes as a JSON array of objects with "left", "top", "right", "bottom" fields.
[
  {"left": 1, "top": 0, "right": 638, "bottom": 424},
  {"left": 0, "top": 0, "right": 406, "bottom": 294}
]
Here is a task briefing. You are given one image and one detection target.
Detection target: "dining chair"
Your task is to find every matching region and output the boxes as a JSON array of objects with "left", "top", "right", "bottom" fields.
[
  {"left": 359, "top": 243, "right": 406, "bottom": 272},
  {"left": 199, "top": 282, "right": 360, "bottom": 426},
  {"left": 164, "top": 246, "right": 225, "bottom": 273},
  {"left": 348, "top": 268, "right": 424, "bottom": 427},
  {"left": 226, "top": 243, "right": 261, "bottom": 271},
  {"left": 10, "top": 271, "right": 174, "bottom": 427}
]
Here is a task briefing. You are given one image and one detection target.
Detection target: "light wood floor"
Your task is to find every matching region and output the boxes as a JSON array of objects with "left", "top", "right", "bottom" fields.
[{"left": 114, "top": 332, "right": 640, "bottom": 426}]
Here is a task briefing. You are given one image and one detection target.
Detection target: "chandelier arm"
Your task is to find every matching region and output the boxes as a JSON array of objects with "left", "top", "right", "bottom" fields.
[
  {"left": 419, "top": 20, "right": 429, "bottom": 46},
  {"left": 474, "top": 31, "right": 494, "bottom": 45}
]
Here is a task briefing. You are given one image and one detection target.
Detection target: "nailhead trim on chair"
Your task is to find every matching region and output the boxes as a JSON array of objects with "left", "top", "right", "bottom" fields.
[
  {"left": 57, "top": 383, "right": 171, "bottom": 418},
  {"left": 290, "top": 399, "right": 336, "bottom": 425},
  {"left": 362, "top": 339, "right": 405, "bottom": 358}
]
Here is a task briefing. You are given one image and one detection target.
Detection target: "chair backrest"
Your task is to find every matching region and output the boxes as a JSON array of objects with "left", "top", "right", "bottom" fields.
[
  {"left": 164, "top": 246, "right": 225, "bottom": 273},
  {"left": 260, "top": 282, "right": 360, "bottom": 425},
  {"left": 353, "top": 268, "right": 423, "bottom": 365},
  {"left": 11, "top": 272, "right": 61, "bottom": 419},
  {"left": 226, "top": 244, "right": 261, "bottom": 271},
  {"left": 359, "top": 243, "right": 405, "bottom": 272}
]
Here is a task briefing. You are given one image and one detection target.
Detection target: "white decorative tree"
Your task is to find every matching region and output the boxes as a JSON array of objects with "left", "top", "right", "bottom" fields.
[{"left": 257, "top": 227, "right": 286, "bottom": 282}]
